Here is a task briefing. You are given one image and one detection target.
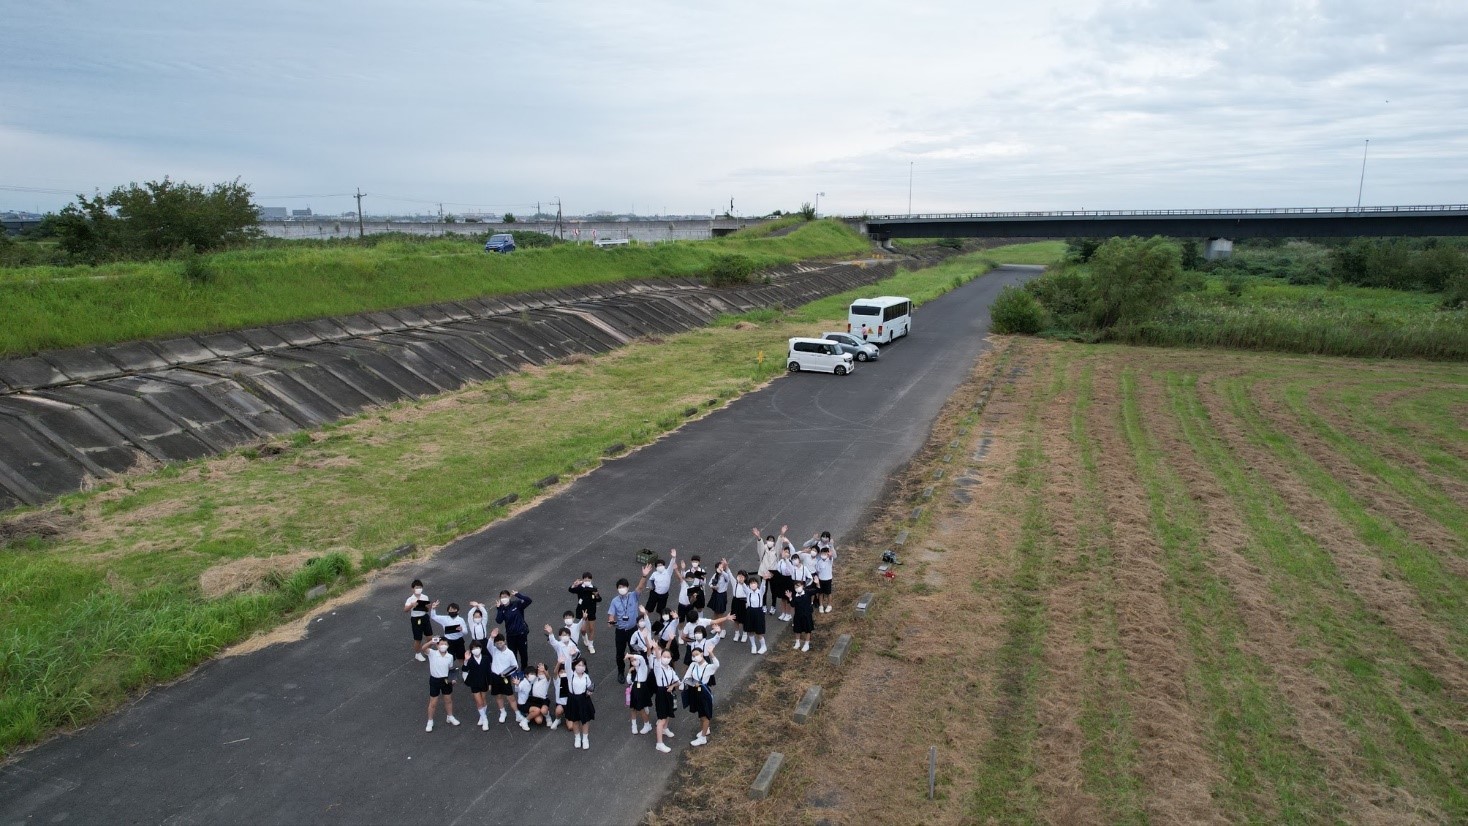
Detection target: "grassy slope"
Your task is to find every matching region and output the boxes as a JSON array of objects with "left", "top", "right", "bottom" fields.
[
  {"left": 0, "top": 248, "right": 1001, "bottom": 758},
  {"left": 0, "top": 221, "right": 868, "bottom": 357}
]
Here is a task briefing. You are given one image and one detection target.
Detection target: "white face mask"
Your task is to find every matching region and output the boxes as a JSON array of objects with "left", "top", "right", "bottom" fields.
[
  {"left": 564, "top": 618, "right": 574, "bottom": 626},
  {"left": 499, "top": 597, "right": 510, "bottom": 606},
  {"left": 412, "top": 587, "right": 422, "bottom": 594},
  {"left": 660, "top": 656, "right": 672, "bottom": 665},
  {"left": 437, "top": 645, "right": 448, "bottom": 653},
  {"left": 638, "top": 620, "right": 649, "bottom": 629},
  {"left": 617, "top": 587, "right": 629, "bottom": 595},
  {"left": 471, "top": 648, "right": 482, "bottom": 657},
  {"left": 765, "top": 541, "right": 774, "bottom": 549},
  {"left": 655, "top": 565, "right": 665, "bottom": 573},
  {"left": 693, "top": 657, "right": 704, "bottom": 665},
  {"left": 583, "top": 580, "right": 591, "bottom": 587}
]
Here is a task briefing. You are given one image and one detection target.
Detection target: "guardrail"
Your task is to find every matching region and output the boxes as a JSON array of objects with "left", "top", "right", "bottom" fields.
[{"left": 864, "top": 204, "right": 1468, "bottom": 221}]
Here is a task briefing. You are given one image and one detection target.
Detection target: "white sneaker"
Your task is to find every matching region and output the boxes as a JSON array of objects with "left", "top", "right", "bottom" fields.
[
  {"left": 750, "top": 641, "right": 759, "bottom": 654},
  {"left": 519, "top": 719, "right": 530, "bottom": 731},
  {"left": 549, "top": 717, "right": 562, "bottom": 730},
  {"left": 802, "top": 641, "right": 810, "bottom": 652},
  {"left": 574, "top": 733, "right": 582, "bottom": 748},
  {"left": 415, "top": 652, "right": 426, "bottom": 662},
  {"left": 640, "top": 722, "right": 652, "bottom": 735},
  {"left": 499, "top": 709, "right": 507, "bottom": 723},
  {"left": 665, "top": 728, "right": 676, "bottom": 737},
  {"left": 480, "top": 719, "right": 489, "bottom": 730},
  {"left": 585, "top": 641, "right": 596, "bottom": 654},
  {"left": 632, "top": 720, "right": 640, "bottom": 734},
  {"left": 581, "top": 735, "right": 590, "bottom": 750},
  {"left": 425, "top": 720, "right": 434, "bottom": 732},
  {"left": 446, "top": 716, "right": 460, "bottom": 726},
  {"left": 656, "top": 742, "right": 672, "bottom": 753},
  {"left": 690, "top": 734, "right": 707, "bottom": 747},
  {"left": 757, "top": 641, "right": 767, "bottom": 654},
  {"left": 793, "top": 640, "right": 802, "bottom": 650}
]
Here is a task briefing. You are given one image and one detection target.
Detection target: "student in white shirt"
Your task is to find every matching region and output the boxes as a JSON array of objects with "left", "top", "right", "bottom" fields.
[
  {"left": 403, "top": 580, "right": 432, "bottom": 661},
  {"left": 419, "top": 636, "right": 460, "bottom": 732},
  {"left": 521, "top": 662, "right": 556, "bottom": 728},
  {"left": 738, "top": 575, "right": 768, "bottom": 654},
  {"left": 651, "top": 645, "right": 681, "bottom": 753},
  {"left": 465, "top": 601, "right": 491, "bottom": 649},
  {"left": 645, "top": 550, "right": 677, "bottom": 615},
  {"left": 429, "top": 601, "right": 467, "bottom": 661},
  {"left": 680, "top": 650, "right": 720, "bottom": 746},
  {"left": 624, "top": 650, "right": 654, "bottom": 735},
  {"left": 486, "top": 632, "right": 528, "bottom": 728},
  {"left": 564, "top": 660, "right": 596, "bottom": 750},
  {"left": 707, "top": 559, "right": 734, "bottom": 621},
  {"left": 814, "top": 540, "right": 837, "bottom": 613},
  {"left": 544, "top": 623, "right": 582, "bottom": 678},
  {"left": 461, "top": 640, "right": 497, "bottom": 730}
]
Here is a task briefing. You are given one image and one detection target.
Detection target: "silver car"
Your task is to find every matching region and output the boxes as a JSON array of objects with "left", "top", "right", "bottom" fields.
[{"left": 822, "top": 332, "right": 880, "bottom": 362}]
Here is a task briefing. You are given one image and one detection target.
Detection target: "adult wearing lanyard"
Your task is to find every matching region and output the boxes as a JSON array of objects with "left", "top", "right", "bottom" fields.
[
  {"left": 607, "top": 565, "right": 651, "bottom": 684},
  {"left": 403, "top": 579, "right": 432, "bottom": 661},
  {"left": 495, "top": 589, "right": 533, "bottom": 673}
]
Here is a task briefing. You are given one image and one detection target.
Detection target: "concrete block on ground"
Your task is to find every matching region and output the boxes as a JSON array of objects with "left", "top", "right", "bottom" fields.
[
  {"left": 379, "top": 542, "right": 417, "bottom": 564},
  {"left": 749, "top": 753, "right": 785, "bottom": 800},
  {"left": 877, "top": 563, "right": 891, "bottom": 574},
  {"left": 895, "top": 529, "right": 909, "bottom": 546},
  {"left": 910, "top": 506, "right": 924, "bottom": 523},
  {"left": 855, "top": 592, "right": 875, "bottom": 617},
  {"left": 942, "top": 453, "right": 953, "bottom": 463},
  {"left": 828, "top": 634, "right": 852, "bottom": 666},
  {"left": 603, "top": 442, "right": 626, "bottom": 455},
  {"left": 792, "top": 685, "right": 822, "bottom": 724},
  {"left": 922, "top": 486, "right": 934, "bottom": 500},
  {"left": 489, "top": 493, "right": 519, "bottom": 509},
  {"left": 533, "top": 474, "right": 559, "bottom": 489},
  {"left": 932, "top": 469, "right": 945, "bottom": 480}
]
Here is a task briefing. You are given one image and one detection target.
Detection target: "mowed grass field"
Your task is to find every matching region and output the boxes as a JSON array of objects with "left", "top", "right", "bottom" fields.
[
  {"left": 655, "top": 340, "right": 1466, "bottom": 825},
  {"left": 0, "top": 250, "right": 997, "bottom": 758}
]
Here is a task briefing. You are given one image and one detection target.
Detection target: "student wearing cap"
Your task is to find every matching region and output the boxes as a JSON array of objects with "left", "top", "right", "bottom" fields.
[
  {"left": 419, "top": 636, "right": 460, "bottom": 732},
  {"left": 403, "top": 580, "right": 432, "bottom": 661}
]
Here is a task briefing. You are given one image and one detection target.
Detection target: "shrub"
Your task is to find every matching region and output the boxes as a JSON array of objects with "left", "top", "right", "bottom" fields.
[
  {"left": 1088, "top": 236, "right": 1182, "bottom": 328},
  {"left": 937, "top": 237, "right": 963, "bottom": 250},
  {"left": 1443, "top": 270, "right": 1468, "bottom": 309},
  {"left": 177, "top": 247, "right": 215, "bottom": 285},
  {"left": 990, "top": 284, "right": 1046, "bottom": 334},
  {"left": 1065, "top": 237, "right": 1103, "bottom": 263},
  {"left": 704, "top": 253, "right": 759, "bottom": 287},
  {"left": 1024, "top": 266, "right": 1092, "bottom": 323},
  {"left": 798, "top": 202, "right": 816, "bottom": 221}
]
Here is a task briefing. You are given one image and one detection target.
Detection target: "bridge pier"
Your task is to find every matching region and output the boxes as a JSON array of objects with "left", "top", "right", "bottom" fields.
[{"left": 1204, "top": 237, "right": 1234, "bottom": 260}]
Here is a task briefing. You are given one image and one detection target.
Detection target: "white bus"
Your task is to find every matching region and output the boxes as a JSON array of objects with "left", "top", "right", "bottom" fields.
[{"left": 847, "top": 296, "right": 912, "bottom": 344}]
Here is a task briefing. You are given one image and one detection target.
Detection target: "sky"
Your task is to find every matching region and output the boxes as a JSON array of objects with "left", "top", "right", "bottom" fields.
[{"left": 2, "top": 0, "right": 1466, "bottom": 217}]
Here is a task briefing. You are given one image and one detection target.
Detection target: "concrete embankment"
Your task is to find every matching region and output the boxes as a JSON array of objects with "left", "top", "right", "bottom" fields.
[{"left": 0, "top": 260, "right": 894, "bottom": 511}]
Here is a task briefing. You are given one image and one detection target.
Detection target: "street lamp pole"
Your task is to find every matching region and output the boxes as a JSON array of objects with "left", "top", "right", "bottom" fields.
[
  {"left": 1356, "top": 139, "right": 1370, "bottom": 210},
  {"left": 908, "top": 162, "right": 913, "bottom": 216},
  {"left": 815, "top": 192, "right": 825, "bottom": 218}
]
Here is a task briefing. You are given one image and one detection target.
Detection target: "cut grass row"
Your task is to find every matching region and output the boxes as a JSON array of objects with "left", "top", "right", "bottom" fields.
[
  {"left": 0, "top": 220, "right": 870, "bottom": 357},
  {"left": 0, "top": 247, "right": 1001, "bottom": 759}
]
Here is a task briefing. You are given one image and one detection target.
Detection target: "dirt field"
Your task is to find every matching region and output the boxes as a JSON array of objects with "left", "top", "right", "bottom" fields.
[{"left": 651, "top": 340, "right": 1466, "bottom": 825}]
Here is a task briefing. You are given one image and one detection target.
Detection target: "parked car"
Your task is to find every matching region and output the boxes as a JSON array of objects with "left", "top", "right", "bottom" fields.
[
  {"left": 483, "top": 233, "right": 516, "bottom": 253},
  {"left": 787, "top": 337, "right": 855, "bottom": 375},
  {"left": 821, "top": 331, "right": 880, "bottom": 362}
]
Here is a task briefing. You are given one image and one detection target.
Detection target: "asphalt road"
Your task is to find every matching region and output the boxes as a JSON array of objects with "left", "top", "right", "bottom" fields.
[{"left": 0, "top": 265, "right": 1041, "bottom": 826}]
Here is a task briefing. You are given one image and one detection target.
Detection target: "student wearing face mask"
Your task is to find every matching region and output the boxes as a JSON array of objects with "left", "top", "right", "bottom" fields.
[
  {"left": 559, "top": 611, "right": 582, "bottom": 646},
  {"left": 403, "top": 580, "right": 432, "bottom": 661},
  {"left": 429, "top": 600, "right": 467, "bottom": 662},
  {"left": 653, "top": 607, "right": 680, "bottom": 664},
  {"left": 739, "top": 571, "right": 768, "bottom": 654},
  {"left": 728, "top": 570, "right": 749, "bottom": 642},
  {"left": 751, "top": 527, "right": 785, "bottom": 616},
  {"left": 567, "top": 572, "right": 601, "bottom": 654},
  {"left": 624, "top": 648, "right": 654, "bottom": 735},
  {"left": 651, "top": 645, "right": 680, "bottom": 753},
  {"left": 607, "top": 565, "right": 651, "bottom": 685},
  {"left": 681, "top": 650, "right": 720, "bottom": 746},
  {"left": 814, "top": 540, "right": 837, "bottom": 613},
  {"left": 564, "top": 659, "right": 595, "bottom": 750},
  {"left": 774, "top": 545, "right": 798, "bottom": 622},
  {"left": 645, "top": 550, "right": 676, "bottom": 616},
  {"left": 465, "top": 601, "right": 491, "bottom": 649},
  {"left": 494, "top": 589, "right": 533, "bottom": 671},
  {"left": 524, "top": 663, "right": 557, "bottom": 728},
  {"left": 419, "top": 636, "right": 460, "bottom": 731},
  {"left": 461, "top": 640, "right": 496, "bottom": 730},
  {"left": 487, "top": 631, "right": 528, "bottom": 728},
  {"left": 708, "top": 559, "right": 733, "bottom": 623},
  {"left": 544, "top": 623, "right": 582, "bottom": 679},
  {"left": 785, "top": 581, "right": 815, "bottom": 652},
  {"left": 675, "top": 555, "right": 707, "bottom": 624}
]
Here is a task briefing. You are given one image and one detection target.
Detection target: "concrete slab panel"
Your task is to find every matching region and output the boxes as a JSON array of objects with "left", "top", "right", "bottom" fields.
[
  {"left": 363, "top": 311, "right": 405, "bottom": 332},
  {"left": 328, "top": 342, "right": 443, "bottom": 396},
  {"left": 0, "top": 357, "right": 69, "bottom": 391},
  {"left": 272, "top": 323, "right": 323, "bottom": 347},
  {"left": 99, "top": 341, "right": 171, "bottom": 374},
  {"left": 151, "top": 337, "right": 223, "bottom": 365},
  {"left": 384, "top": 307, "right": 430, "bottom": 328},
  {"left": 245, "top": 355, "right": 373, "bottom": 417},
  {"left": 389, "top": 331, "right": 497, "bottom": 384},
  {"left": 195, "top": 333, "right": 258, "bottom": 359},
  {"left": 402, "top": 328, "right": 515, "bottom": 376},
  {"left": 415, "top": 306, "right": 455, "bottom": 326},
  {"left": 0, "top": 396, "right": 144, "bottom": 475},
  {"left": 336, "top": 314, "right": 387, "bottom": 337},
  {"left": 447, "top": 321, "right": 537, "bottom": 367},
  {"left": 153, "top": 369, "right": 297, "bottom": 437},
  {"left": 99, "top": 375, "right": 260, "bottom": 451},
  {"left": 273, "top": 348, "right": 409, "bottom": 407},
  {"left": 40, "top": 348, "right": 120, "bottom": 383},
  {"left": 36, "top": 385, "right": 216, "bottom": 463},
  {"left": 303, "top": 318, "right": 353, "bottom": 342}
]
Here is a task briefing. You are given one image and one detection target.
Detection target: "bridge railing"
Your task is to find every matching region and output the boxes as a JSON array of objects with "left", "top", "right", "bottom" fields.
[{"left": 864, "top": 204, "right": 1468, "bottom": 221}]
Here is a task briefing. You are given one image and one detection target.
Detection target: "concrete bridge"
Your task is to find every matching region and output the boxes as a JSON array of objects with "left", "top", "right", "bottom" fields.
[{"left": 862, "top": 204, "right": 1468, "bottom": 259}]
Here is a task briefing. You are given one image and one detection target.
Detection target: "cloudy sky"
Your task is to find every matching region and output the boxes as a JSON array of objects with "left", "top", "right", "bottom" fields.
[{"left": 2, "top": 0, "right": 1465, "bottom": 217}]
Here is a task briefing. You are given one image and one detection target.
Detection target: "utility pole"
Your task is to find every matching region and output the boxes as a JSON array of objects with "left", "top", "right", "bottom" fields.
[
  {"left": 355, "top": 188, "right": 365, "bottom": 238},
  {"left": 1356, "top": 139, "right": 1370, "bottom": 210},
  {"left": 555, "top": 197, "right": 562, "bottom": 239},
  {"left": 908, "top": 162, "right": 914, "bottom": 216},
  {"left": 438, "top": 203, "right": 444, "bottom": 223}
]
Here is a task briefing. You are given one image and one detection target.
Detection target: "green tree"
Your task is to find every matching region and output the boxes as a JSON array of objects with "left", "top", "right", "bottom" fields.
[
  {"left": 503, "top": 213, "right": 517, "bottom": 223},
  {"left": 53, "top": 178, "right": 259, "bottom": 262},
  {"left": 1088, "top": 236, "right": 1182, "bottom": 328},
  {"left": 798, "top": 202, "right": 816, "bottom": 221}
]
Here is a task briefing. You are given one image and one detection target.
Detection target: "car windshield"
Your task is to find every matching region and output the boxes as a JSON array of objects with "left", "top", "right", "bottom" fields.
[{"left": 489, "top": 235, "right": 512, "bottom": 242}]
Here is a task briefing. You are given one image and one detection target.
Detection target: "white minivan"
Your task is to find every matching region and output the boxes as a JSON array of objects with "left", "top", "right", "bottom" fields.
[{"left": 787, "top": 337, "right": 856, "bottom": 375}]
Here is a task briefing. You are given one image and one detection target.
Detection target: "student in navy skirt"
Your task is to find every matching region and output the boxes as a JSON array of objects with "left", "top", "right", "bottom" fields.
[
  {"left": 624, "top": 650, "right": 654, "bottom": 735},
  {"left": 728, "top": 569, "right": 749, "bottom": 642},
  {"left": 651, "top": 647, "right": 680, "bottom": 753},
  {"left": 786, "top": 582, "right": 815, "bottom": 652},
  {"left": 740, "top": 576, "right": 768, "bottom": 654},
  {"left": 680, "top": 650, "right": 720, "bottom": 746},
  {"left": 564, "top": 660, "right": 595, "bottom": 750}
]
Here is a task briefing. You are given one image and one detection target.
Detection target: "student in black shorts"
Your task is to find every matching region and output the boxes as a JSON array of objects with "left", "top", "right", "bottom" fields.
[
  {"left": 403, "top": 579, "right": 432, "bottom": 661},
  {"left": 568, "top": 572, "right": 601, "bottom": 655},
  {"left": 421, "top": 636, "right": 460, "bottom": 732}
]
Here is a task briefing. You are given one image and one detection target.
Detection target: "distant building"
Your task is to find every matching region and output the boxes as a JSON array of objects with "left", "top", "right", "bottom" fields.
[
  {"left": 290, "top": 208, "right": 313, "bottom": 219},
  {"left": 256, "top": 206, "right": 288, "bottom": 220}
]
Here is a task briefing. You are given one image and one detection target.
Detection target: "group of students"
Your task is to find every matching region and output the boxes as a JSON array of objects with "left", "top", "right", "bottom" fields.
[{"left": 403, "top": 526, "right": 839, "bottom": 752}]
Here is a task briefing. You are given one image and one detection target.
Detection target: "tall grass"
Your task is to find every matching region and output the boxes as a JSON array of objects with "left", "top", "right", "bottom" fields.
[{"left": 0, "top": 220, "right": 870, "bottom": 357}]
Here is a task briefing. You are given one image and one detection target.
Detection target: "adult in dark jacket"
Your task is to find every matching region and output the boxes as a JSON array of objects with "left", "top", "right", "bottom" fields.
[{"left": 495, "top": 590, "right": 533, "bottom": 670}]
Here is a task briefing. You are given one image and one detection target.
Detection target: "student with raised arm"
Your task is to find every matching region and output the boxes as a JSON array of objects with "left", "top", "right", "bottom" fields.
[
  {"left": 461, "top": 638, "right": 496, "bottom": 730},
  {"left": 487, "top": 631, "right": 528, "bottom": 728},
  {"left": 814, "top": 539, "right": 837, "bottom": 613},
  {"left": 404, "top": 579, "right": 432, "bottom": 661},
  {"left": 429, "top": 601, "right": 467, "bottom": 662},
  {"left": 544, "top": 622, "right": 582, "bottom": 678},
  {"left": 523, "top": 663, "right": 556, "bottom": 728},
  {"left": 680, "top": 649, "right": 720, "bottom": 746},
  {"left": 607, "top": 565, "right": 651, "bottom": 684},
  {"left": 708, "top": 559, "right": 733, "bottom": 624},
  {"left": 624, "top": 648, "right": 654, "bottom": 735},
  {"left": 750, "top": 527, "right": 784, "bottom": 616},
  {"left": 420, "top": 635, "right": 460, "bottom": 732},
  {"left": 645, "top": 550, "right": 677, "bottom": 616},
  {"left": 738, "top": 569, "right": 769, "bottom": 654},
  {"left": 495, "top": 589, "right": 533, "bottom": 672},
  {"left": 786, "top": 580, "right": 816, "bottom": 651},
  {"left": 728, "top": 570, "right": 749, "bottom": 642},
  {"left": 568, "top": 572, "right": 601, "bottom": 654},
  {"left": 650, "top": 644, "right": 681, "bottom": 753},
  {"left": 465, "top": 601, "right": 492, "bottom": 649}
]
